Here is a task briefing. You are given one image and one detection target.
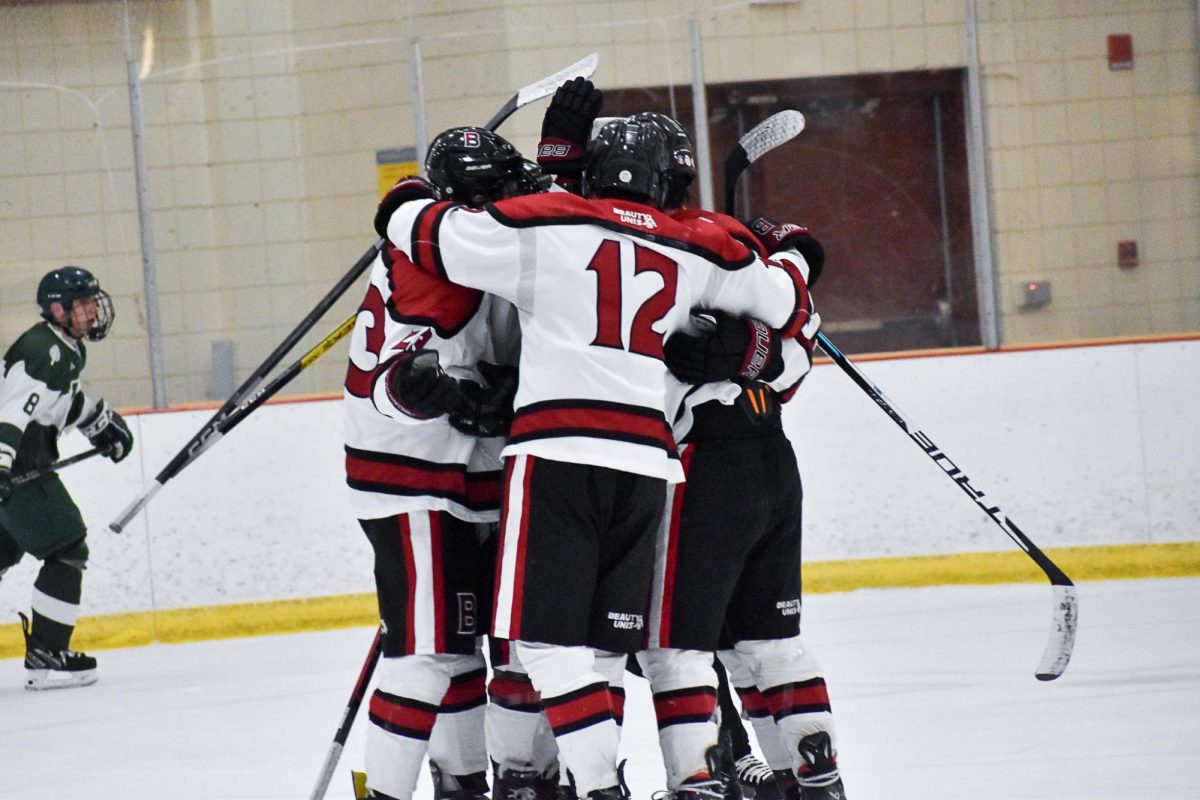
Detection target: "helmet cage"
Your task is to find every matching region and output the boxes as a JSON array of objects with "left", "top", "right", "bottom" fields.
[{"left": 36, "top": 266, "right": 115, "bottom": 341}]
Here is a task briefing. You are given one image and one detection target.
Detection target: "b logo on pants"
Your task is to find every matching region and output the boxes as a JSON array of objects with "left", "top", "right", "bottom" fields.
[{"left": 457, "top": 592, "right": 477, "bottom": 635}]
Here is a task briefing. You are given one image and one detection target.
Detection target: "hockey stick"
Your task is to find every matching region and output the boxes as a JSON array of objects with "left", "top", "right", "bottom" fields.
[
  {"left": 483, "top": 51, "right": 599, "bottom": 131},
  {"left": 309, "top": 626, "right": 384, "bottom": 800},
  {"left": 722, "top": 109, "right": 806, "bottom": 220},
  {"left": 12, "top": 446, "right": 106, "bottom": 486},
  {"left": 108, "top": 313, "right": 358, "bottom": 533},
  {"left": 813, "top": 334, "right": 1077, "bottom": 680},
  {"left": 108, "top": 55, "right": 599, "bottom": 534},
  {"left": 721, "top": 112, "right": 1077, "bottom": 680}
]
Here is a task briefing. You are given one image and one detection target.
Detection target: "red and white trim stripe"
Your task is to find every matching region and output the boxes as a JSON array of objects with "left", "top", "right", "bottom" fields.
[
  {"left": 647, "top": 444, "right": 694, "bottom": 648},
  {"left": 400, "top": 512, "right": 445, "bottom": 653},
  {"left": 492, "top": 455, "right": 534, "bottom": 640}
]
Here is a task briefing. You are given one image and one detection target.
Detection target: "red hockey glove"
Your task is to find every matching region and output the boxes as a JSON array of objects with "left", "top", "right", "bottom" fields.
[
  {"left": 384, "top": 350, "right": 465, "bottom": 420},
  {"left": 537, "top": 77, "right": 603, "bottom": 179},
  {"left": 374, "top": 176, "right": 439, "bottom": 238},
  {"left": 663, "top": 311, "right": 783, "bottom": 385},
  {"left": 745, "top": 216, "right": 826, "bottom": 288},
  {"left": 449, "top": 362, "right": 519, "bottom": 438}
]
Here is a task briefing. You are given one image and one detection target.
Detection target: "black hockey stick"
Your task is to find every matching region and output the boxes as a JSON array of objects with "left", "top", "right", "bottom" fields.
[
  {"left": 12, "top": 446, "right": 106, "bottom": 486},
  {"left": 108, "top": 313, "right": 357, "bottom": 533},
  {"left": 483, "top": 52, "right": 598, "bottom": 131},
  {"left": 723, "top": 110, "right": 806, "bottom": 220},
  {"left": 310, "top": 626, "right": 383, "bottom": 800},
  {"left": 722, "top": 110, "right": 1077, "bottom": 680},
  {"left": 813, "top": 334, "right": 1077, "bottom": 680}
]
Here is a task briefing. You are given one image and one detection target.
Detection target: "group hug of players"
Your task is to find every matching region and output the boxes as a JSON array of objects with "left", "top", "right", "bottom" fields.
[{"left": 342, "top": 77, "right": 847, "bottom": 800}]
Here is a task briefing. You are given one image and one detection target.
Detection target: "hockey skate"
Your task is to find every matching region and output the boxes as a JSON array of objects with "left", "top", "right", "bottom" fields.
[
  {"left": 672, "top": 745, "right": 740, "bottom": 800},
  {"left": 584, "top": 759, "right": 629, "bottom": 800},
  {"left": 795, "top": 733, "right": 845, "bottom": 800},
  {"left": 430, "top": 761, "right": 490, "bottom": 800},
  {"left": 733, "top": 754, "right": 779, "bottom": 800},
  {"left": 493, "top": 764, "right": 560, "bottom": 800},
  {"left": 20, "top": 612, "right": 97, "bottom": 690}
]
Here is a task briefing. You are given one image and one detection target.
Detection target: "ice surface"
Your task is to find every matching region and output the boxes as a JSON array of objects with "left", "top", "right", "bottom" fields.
[{"left": 2, "top": 578, "right": 1198, "bottom": 799}]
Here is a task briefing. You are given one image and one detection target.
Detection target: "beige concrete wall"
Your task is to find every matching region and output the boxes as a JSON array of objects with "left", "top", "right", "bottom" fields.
[{"left": 1, "top": 0, "right": 1196, "bottom": 410}]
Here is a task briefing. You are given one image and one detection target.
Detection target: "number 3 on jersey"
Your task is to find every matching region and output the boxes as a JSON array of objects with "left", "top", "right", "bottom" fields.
[{"left": 586, "top": 239, "right": 678, "bottom": 359}]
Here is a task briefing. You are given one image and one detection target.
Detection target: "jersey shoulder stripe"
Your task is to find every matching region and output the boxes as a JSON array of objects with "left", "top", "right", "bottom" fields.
[
  {"left": 383, "top": 243, "right": 482, "bottom": 338},
  {"left": 2, "top": 323, "right": 84, "bottom": 391},
  {"left": 508, "top": 399, "right": 678, "bottom": 457},
  {"left": 483, "top": 192, "right": 758, "bottom": 271},
  {"left": 345, "top": 445, "right": 501, "bottom": 511},
  {"left": 671, "top": 208, "right": 767, "bottom": 257},
  {"left": 410, "top": 200, "right": 458, "bottom": 280}
]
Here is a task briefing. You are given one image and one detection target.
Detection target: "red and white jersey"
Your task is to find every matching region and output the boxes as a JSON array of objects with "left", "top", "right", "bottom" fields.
[
  {"left": 342, "top": 245, "right": 519, "bottom": 522},
  {"left": 386, "top": 192, "right": 811, "bottom": 483},
  {"left": 665, "top": 209, "right": 823, "bottom": 439}
]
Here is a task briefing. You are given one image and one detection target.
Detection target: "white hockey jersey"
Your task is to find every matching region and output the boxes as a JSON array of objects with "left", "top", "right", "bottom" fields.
[
  {"left": 386, "top": 192, "right": 812, "bottom": 483},
  {"left": 342, "top": 245, "right": 519, "bottom": 522}
]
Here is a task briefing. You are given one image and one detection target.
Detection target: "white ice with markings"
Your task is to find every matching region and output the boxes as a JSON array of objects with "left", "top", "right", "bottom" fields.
[{"left": 2, "top": 578, "right": 1197, "bottom": 799}]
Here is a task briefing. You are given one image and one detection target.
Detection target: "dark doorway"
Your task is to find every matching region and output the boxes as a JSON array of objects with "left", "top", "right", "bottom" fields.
[{"left": 603, "top": 70, "right": 979, "bottom": 354}]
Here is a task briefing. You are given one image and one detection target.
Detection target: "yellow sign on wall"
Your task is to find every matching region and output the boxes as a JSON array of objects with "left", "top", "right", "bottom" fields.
[{"left": 376, "top": 147, "right": 419, "bottom": 198}]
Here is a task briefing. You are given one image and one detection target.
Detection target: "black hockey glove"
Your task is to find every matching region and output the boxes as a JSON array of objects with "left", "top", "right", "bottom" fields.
[
  {"left": 78, "top": 401, "right": 134, "bottom": 463},
  {"left": 537, "top": 77, "right": 603, "bottom": 179},
  {"left": 745, "top": 216, "right": 826, "bottom": 288},
  {"left": 384, "top": 350, "right": 465, "bottom": 420},
  {"left": 664, "top": 311, "right": 783, "bottom": 385},
  {"left": 374, "top": 176, "right": 440, "bottom": 238},
  {"left": 449, "top": 362, "right": 518, "bottom": 438},
  {"left": 0, "top": 465, "right": 12, "bottom": 504}
]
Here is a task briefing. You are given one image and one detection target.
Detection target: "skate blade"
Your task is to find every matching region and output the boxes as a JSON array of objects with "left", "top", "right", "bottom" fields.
[{"left": 25, "top": 668, "right": 98, "bottom": 690}]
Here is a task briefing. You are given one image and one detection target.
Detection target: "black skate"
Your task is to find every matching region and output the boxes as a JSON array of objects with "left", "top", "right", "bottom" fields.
[
  {"left": 20, "top": 612, "right": 97, "bottom": 690},
  {"left": 795, "top": 733, "right": 845, "bottom": 800},
  {"left": 733, "top": 754, "right": 779, "bottom": 800},
  {"left": 673, "top": 745, "right": 740, "bottom": 800},
  {"left": 493, "top": 764, "right": 559, "bottom": 800},
  {"left": 585, "top": 759, "right": 629, "bottom": 800},
  {"left": 430, "top": 762, "right": 490, "bottom": 800}
]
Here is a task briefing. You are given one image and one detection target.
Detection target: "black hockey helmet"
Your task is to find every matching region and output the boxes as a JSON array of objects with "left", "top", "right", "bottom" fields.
[
  {"left": 36, "top": 266, "right": 114, "bottom": 341},
  {"left": 582, "top": 118, "right": 672, "bottom": 209},
  {"left": 628, "top": 111, "right": 695, "bottom": 208},
  {"left": 424, "top": 127, "right": 527, "bottom": 206}
]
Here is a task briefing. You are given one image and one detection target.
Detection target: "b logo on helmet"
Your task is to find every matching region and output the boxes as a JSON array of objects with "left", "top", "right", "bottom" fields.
[{"left": 463, "top": 131, "right": 481, "bottom": 148}]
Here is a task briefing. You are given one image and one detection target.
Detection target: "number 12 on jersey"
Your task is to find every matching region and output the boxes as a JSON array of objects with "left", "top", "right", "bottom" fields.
[{"left": 586, "top": 239, "right": 678, "bottom": 359}]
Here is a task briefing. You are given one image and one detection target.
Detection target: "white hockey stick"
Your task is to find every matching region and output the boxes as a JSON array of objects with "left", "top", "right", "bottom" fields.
[
  {"left": 483, "top": 51, "right": 599, "bottom": 130},
  {"left": 722, "top": 109, "right": 805, "bottom": 217},
  {"left": 722, "top": 110, "right": 1077, "bottom": 681}
]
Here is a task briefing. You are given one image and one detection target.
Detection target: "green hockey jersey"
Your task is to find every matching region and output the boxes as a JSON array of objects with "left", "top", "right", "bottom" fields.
[{"left": 0, "top": 322, "right": 101, "bottom": 473}]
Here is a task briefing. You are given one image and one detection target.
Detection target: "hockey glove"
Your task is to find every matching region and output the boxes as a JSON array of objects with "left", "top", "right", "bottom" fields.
[
  {"left": 664, "top": 311, "right": 783, "bottom": 385},
  {"left": 0, "top": 465, "right": 12, "bottom": 504},
  {"left": 745, "top": 216, "right": 826, "bottom": 288},
  {"left": 449, "top": 362, "right": 518, "bottom": 438},
  {"left": 384, "top": 350, "right": 467, "bottom": 420},
  {"left": 78, "top": 401, "right": 134, "bottom": 463},
  {"left": 374, "top": 176, "right": 440, "bottom": 238},
  {"left": 537, "top": 77, "right": 603, "bottom": 179}
]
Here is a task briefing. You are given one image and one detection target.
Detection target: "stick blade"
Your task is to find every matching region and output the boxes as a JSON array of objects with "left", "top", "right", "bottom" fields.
[
  {"left": 738, "top": 109, "right": 806, "bottom": 165},
  {"left": 1035, "top": 584, "right": 1078, "bottom": 680},
  {"left": 515, "top": 52, "right": 599, "bottom": 107}
]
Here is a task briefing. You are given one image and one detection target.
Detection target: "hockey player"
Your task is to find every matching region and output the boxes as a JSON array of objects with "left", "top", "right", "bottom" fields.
[
  {"left": 624, "top": 113, "right": 846, "bottom": 800},
  {"left": 0, "top": 267, "right": 133, "bottom": 690},
  {"left": 345, "top": 126, "right": 559, "bottom": 800},
  {"left": 378, "top": 116, "right": 814, "bottom": 800}
]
